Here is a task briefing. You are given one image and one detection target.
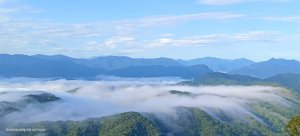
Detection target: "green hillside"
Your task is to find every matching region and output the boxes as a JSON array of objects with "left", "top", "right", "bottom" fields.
[
  {"left": 7, "top": 112, "right": 160, "bottom": 136},
  {"left": 181, "top": 72, "right": 300, "bottom": 93},
  {"left": 7, "top": 104, "right": 300, "bottom": 136},
  {"left": 287, "top": 114, "right": 300, "bottom": 136},
  {"left": 179, "top": 72, "right": 300, "bottom": 135},
  {"left": 265, "top": 73, "right": 300, "bottom": 92},
  {"left": 99, "top": 112, "right": 160, "bottom": 136}
]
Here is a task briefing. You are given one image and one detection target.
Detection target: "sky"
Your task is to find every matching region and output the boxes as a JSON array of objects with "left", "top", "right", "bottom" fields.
[{"left": 0, "top": 0, "right": 300, "bottom": 61}]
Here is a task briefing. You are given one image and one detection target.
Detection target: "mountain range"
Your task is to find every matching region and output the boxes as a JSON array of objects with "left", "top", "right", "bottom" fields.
[
  {"left": 1, "top": 54, "right": 300, "bottom": 79},
  {"left": 33, "top": 54, "right": 183, "bottom": 70},
  {"left": 229, "top": 58, "right": 300, "bottom": 78},
  {"left": 178, "top": 57, "right": 254, "bottom": 72}
]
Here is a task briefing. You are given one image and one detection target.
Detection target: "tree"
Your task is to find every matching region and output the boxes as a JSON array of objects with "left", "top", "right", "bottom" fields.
[{"left": 287, "top": 114, "right": 300, "bottom": 136}]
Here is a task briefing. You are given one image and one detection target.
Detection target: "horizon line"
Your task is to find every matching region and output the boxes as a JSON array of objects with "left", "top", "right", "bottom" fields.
[{"left": 1, "top": 53, "right": 300, "bottom": 62}]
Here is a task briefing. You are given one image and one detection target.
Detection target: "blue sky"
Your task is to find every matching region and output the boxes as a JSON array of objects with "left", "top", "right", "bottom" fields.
[{"left": 0, "top": 0, "right": 300, "bottom": 61}]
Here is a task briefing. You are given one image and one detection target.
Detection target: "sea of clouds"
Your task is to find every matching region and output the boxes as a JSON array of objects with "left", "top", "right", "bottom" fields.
[{"left": 0, "top": 78, "right": 294, "bottom": 125}]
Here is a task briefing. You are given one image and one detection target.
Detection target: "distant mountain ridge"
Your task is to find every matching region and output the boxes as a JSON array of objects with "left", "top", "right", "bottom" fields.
[
  {"left": 178, "top": 57, "right": 255, "bottom": 72},
  {"left": 2, "top": 54, "right": 300, "bottom": 79},
  {"left": 0, "top": 54, "right": 102, "bottom": 78},
  {"left": 78, "top": 56, "right": 183, "bottom": 70},
  {"left": 33, "top": 54, "right": 254, "bottom": 72},
  {"left": 230, "top": 58, "right": 300, "bottom": 78},
  {"left": 0, "top": 54, "right": 212, "bottom": 79},
  {"left": 33, "top": 54, "right": 183, "bottom": 70}
]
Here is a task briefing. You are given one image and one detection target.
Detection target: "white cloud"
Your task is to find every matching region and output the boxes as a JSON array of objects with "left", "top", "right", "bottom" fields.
[
  {"left": 0, "top": 0, "right": 6, "bottom": 4},
  {"left": 198, "top": 0, "right": 290, "bottom": 5},
  {"left": 104, "top": 36, "right": 136, "bottom": 49},
  {"left": 0, "top": 2, "right": 244, "bottom": 56},
  {"left": 148, "top": 31, "right": 280, "bottom": 47},
  {"left": 262, "top": 16, "right": 300, "bottom": 22},
  {"left": 148, "top": 35, "right": 217, "bottom": 47},
  {"left": 0, "top": 2, "right": 286, "bottom": 57},
  {"left": 137, "top": 12, "right": 244, "bottom": 26},
  {"left": 199, "top": 0, "right": 242, "bottom": 5},
  {"left": 0, "top": 0, "right": 294, "bottom": 57},
  {"left": 0, "top": 79, "right": 294, "bottom": 124},
  {"left": 161, "top": 34, "right": 175, "bottom": 37},
  {"left": 229, "top": 31, "right": 280, "bottom": 41},
  {"left": 83, "top": 41, "right": 103, "bottom": 51}
]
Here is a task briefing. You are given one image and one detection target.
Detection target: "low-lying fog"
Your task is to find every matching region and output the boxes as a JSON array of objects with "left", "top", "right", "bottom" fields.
[{"left": 0, "top": 78, "right": 293, "bottom": 125}]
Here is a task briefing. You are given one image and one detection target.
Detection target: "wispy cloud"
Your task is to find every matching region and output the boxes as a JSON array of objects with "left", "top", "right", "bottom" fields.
[
  {"left": 0, "top": 1, "right": 244, "bottom": 56},
  {"left": 147, "top": 31, "right": 280, "bottom": 47},
  {"left": 135, "top": 12, "right": 244, "bottom": 26},
  {"left": 198, "top": 0, "right": 290, "bottom": 6},
  {"left": 230, "top": 31, "right": 280, "bottom": 41},
  {"left": 0, "top": 0, "right": 296, "bottom": 57},
  {"left": 262, "top": 16, "right": 300, "bottom": 22},
  {"left": 199, "top": 0, "right": 242, "bottom": 5},
  {"left": 104, "top": 36, "right": 136, "bottom": 49}
]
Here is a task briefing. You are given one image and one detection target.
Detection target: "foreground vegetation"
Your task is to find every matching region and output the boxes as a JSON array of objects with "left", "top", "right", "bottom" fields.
[
  {"left": 287, "top": 114, "right": 300, "bottom": 136},
  {"left": 5, "top": 104, "right": 300, "bottom": 136}
]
